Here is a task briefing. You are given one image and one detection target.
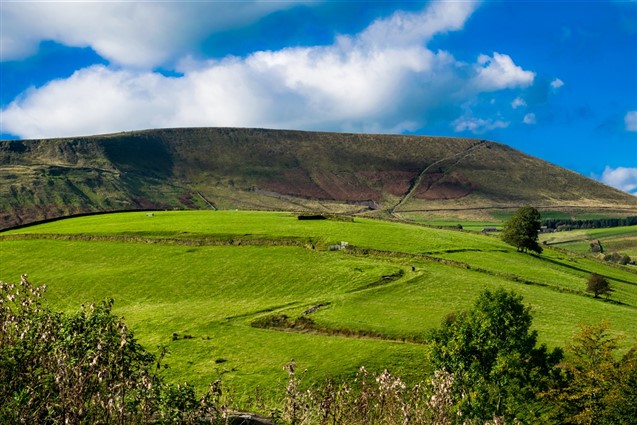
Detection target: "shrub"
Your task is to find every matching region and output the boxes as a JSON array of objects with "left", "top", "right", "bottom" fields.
[
  {"left": 281, "top": 361, "right": 433, "bottom": 425},
  {"left": 427, "top": 289, "right": 563, "bottom": 422},
  {"left": 603, "top": 252, "right": 631, "bottom": 265},
  {"left": 586, "top": 273, "right": 612, "bottom": 298}
]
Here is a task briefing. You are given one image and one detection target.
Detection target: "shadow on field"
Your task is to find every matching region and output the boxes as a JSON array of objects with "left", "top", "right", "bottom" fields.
[{"left": 533, "top": 254, "right": 637, "bottom": 287}]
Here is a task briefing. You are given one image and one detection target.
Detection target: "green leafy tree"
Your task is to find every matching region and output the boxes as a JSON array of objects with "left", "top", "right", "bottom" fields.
[
  {"left": 428, "top": 289, "right": 563, "bottom": 423},
  {"left": 586, "top": 273, "right": 612, "bottom": 298},
  {"left": 605, "top": 343, "right": 637, "bottom": 422},
  {"left": 501, "top": 206, "right": 543, "bottom": 254},
  {"left": 550, "top": 322, "right": 637, "bottom": 424}
]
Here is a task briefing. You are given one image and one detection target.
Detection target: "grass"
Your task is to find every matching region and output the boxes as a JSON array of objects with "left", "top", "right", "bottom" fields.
[
  {"left": 1, "top": 238, "right": 420, "bottom": 396},
  {"left": 2, "top": 210, "right": 637, "bottom": 408},
  {"left": 400, "top": 218, "right": 502, "bottom": 232},
  {"left": 4, "top": 210, "right": 507, "bottom": 254},
  {"left": 541, "top": 225, "right": 637, "bottom": 257}
]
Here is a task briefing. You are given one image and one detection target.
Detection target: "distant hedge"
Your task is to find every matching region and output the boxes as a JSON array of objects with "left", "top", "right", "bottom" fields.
[{"left": 543, "top": 216, "right": 637, "bottom": 231}]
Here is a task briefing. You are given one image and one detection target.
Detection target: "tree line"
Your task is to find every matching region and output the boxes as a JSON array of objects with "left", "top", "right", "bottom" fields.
[{"left": 542, "top": 216, "right": 637, "bottom": 231}]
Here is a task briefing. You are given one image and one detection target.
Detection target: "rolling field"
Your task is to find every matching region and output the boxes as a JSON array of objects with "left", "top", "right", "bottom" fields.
[
  {"left": 2, "top": 210, "right": 637, "bottom": 407},
  {"left": 542, "top": 225, "right": 637, "bottom": 257}
]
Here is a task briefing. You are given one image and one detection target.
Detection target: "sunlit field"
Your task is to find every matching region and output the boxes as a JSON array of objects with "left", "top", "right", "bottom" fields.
[{"left": 2, "top": 211, "right": 636, "bottom": 401}]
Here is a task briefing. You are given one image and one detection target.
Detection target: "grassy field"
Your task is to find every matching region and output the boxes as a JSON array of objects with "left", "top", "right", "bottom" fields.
[
  {"left": 541, "top": 225, "right": 637, "bottom": 257},
  {"left": 2, "top": 210, "right": 637, "bottom": 408}
]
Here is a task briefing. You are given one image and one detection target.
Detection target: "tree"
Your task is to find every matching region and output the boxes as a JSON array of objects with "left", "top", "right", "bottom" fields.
[
  {"left": 606, "top": 343, "right": 637, "bottom": 422},
  {"left": 501, "top": 206, "right": 543, "bottom": 254},
  {"left": 428, "top": 289, "right": 563, "bottom": 423},
  {"left": 586, "top": 273, "right": 612, "bottom": 298},
  {"left": 549, "top": 322, "right": 637, "bottom": 424}
]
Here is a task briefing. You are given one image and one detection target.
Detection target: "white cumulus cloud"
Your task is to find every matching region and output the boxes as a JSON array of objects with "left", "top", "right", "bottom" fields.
[
  {"left": 1, "top": 1, "right": 542, "bottom": 140},
  {"left": 0, "top": 1, "right": 303, "bottom": 67},
  {"left": 625, "top": 111, "right": 637, "bottom": 132},
  {"left": 600, "top": 166, "right": 637, "bottom": 194},
  {"left": 357, "top": 1, "right": 479, "bottom": 48},
  {"left": 472, "top": 52, "right": 535, "bottom": 91}
]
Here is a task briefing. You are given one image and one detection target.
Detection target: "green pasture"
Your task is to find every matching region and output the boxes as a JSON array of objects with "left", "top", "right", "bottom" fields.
[
  {"left": 403, "top": 219, "right": 502, "bottom": 232},
  {"left": 2, "top": 210, "right": 637, "bottom": 407},
  {"left": 541, "top": 225, "right": 637, "bottom": 257},
  {"left": 3, "top": 210, "right": 507, "bottom": 254}
]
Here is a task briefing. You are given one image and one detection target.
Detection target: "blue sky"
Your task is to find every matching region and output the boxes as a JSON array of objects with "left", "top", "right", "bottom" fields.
[{"left": 1, "top": 1, "right": 636, "bottom": 193}]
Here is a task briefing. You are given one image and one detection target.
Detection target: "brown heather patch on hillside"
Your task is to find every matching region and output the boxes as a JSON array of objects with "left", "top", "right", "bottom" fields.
[
  {"left": 258, "top": 169, "right": 418, "bottom": 203},
  {"left": 413, "top": 172, "right": 477, "bottom": 200},
  {"left": 258, "top": 169, "right": 332, "bottom": 200},
  {"left": 310, "top": 169, "right": 380, "bottom": 202},
  {"left": 2, "top": 204, "right": 90, "bottom": 228},
  {"left": 358, "top": 170, "right": 418, "bottom": 197}
]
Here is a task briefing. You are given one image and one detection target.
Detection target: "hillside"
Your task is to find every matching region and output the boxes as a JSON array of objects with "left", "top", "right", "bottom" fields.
[
  {"left": 2, "top": 127, "right": 637, "bottom": 229},
  {"left": 2, "top": 210, "right": 636, "bottom": 398}
]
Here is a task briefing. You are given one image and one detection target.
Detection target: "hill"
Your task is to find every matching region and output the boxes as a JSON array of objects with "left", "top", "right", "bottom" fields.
[
  {"left": 2, "top": 127, "right": 637, "bottom": 229},
  {"left": 2, "top": 210, "right": 636, "bottom": 400}
]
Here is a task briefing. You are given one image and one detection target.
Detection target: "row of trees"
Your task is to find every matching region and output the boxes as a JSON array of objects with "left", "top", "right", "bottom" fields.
[{"left": 543, "top": 216, "right": 637, "bottom": 231}]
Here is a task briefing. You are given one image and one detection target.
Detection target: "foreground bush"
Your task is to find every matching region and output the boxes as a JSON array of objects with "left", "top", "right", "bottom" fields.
[
  {"left": 547, "top": 322, "right": 637, "bottom": 424},
  {"left": 281, "top": 361, "right": 433, "bottom": 425},
  {"left": 427, "top": 289, "right": 564, "bottom": 423},
  {"left": 0, "top": 275, "right": 226, "bottom": 424}
]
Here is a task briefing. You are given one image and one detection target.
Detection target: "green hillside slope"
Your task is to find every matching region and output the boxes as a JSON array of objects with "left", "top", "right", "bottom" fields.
[
  {"left": 2, "top": 211, "right": 636, "bottom": 399},
  {"left": 2, "top": 128, "right": 636, "bottom": 229}
]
